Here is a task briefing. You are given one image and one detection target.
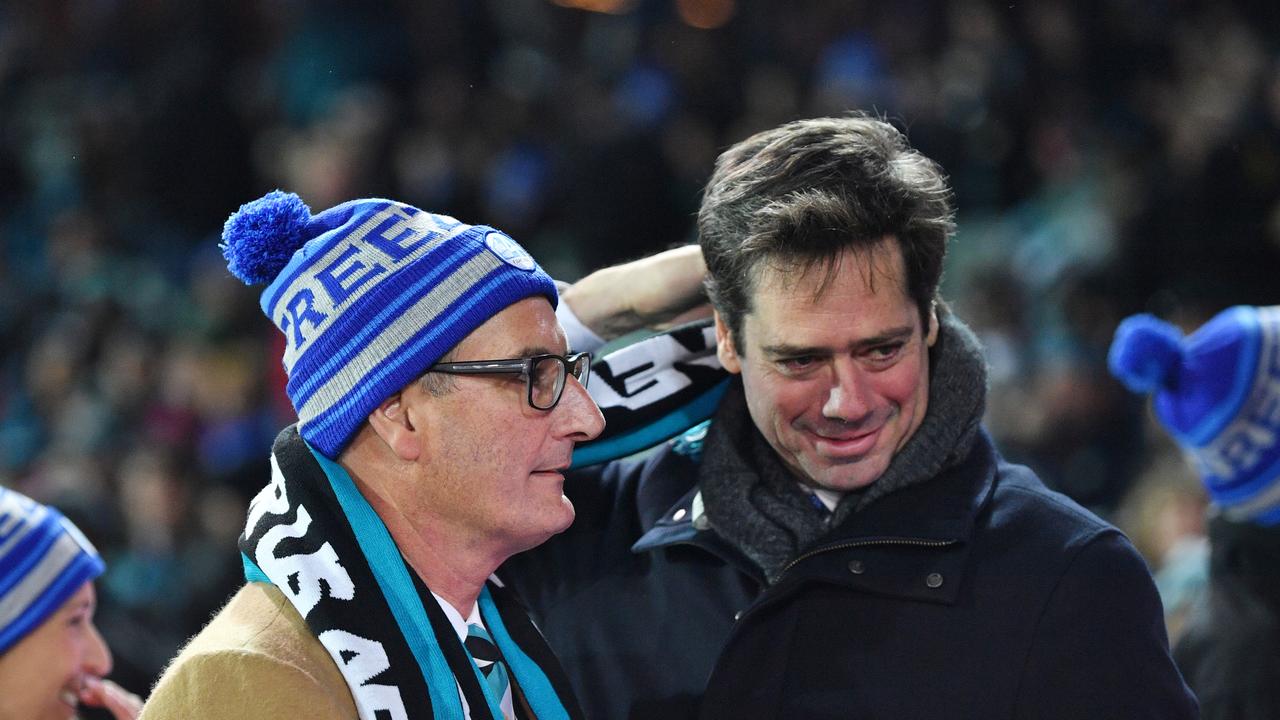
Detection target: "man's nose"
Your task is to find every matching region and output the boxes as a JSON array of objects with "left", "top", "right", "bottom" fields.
[
  {"left": 84, "top": 621, "right": 113, "bottom": 677},
  {"left": 557, "top": 375, "right": 606, "bottom": 442},
  {"left": 823, "top": 360, "right": 873, "bottom": 422}
]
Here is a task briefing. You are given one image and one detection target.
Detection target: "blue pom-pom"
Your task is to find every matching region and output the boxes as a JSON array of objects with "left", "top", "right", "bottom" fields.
[
  {"left": 1108, "top": 314, "right": 1185, "bottom": 394},
  {"left": 220, "top": 190, "right": 313, "bottom": 285}
]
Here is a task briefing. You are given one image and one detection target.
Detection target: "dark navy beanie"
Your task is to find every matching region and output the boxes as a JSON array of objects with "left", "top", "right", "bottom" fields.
[
  {"left": 221, "top": 191, "right": 558, "bottom": 458},
  {"left": 1109, "top": 306, "right": 1280, "bottom": 526}
]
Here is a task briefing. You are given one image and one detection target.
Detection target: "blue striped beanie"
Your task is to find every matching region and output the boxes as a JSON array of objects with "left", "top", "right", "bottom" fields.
[
  {"left": 1108, "top": 306, "right": 1280, "bottom": 526},
  {"left": 0, "top": 488, "right": 105, "bottom": 654},
  {"left": 221, "top": 191, "right": 559, "bottom": 458}
]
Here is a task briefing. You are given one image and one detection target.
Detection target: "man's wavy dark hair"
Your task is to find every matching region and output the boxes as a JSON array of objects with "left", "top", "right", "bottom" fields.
[{"left": 697, "top": 114, "right": 956, "bottom": 350}]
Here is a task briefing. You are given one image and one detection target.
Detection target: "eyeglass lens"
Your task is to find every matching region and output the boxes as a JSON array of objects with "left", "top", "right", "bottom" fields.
[{"left": 530, "top": 354, "right": 590, "bottom": 409}]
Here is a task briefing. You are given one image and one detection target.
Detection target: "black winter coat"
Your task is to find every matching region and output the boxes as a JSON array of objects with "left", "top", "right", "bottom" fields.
[{"left": 504, "top": 428, "right": 1198, "bottom": 720}]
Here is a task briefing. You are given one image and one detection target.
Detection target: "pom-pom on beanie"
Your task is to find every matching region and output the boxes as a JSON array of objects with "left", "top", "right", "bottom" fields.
[
  {"left": 1108, "top": 306, "right": 1280, "bottom": 526},
  {"left": 0, "top": 488, "right": 105, "bottom": 654},
  {"left": 221, "top": 191, "right": 559, "bottom": 458}
]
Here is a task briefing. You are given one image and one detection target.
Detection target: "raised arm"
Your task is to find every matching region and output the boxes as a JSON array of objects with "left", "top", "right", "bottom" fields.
[{"left": 561, "top": 244, "right": 709, "bottom": 343}]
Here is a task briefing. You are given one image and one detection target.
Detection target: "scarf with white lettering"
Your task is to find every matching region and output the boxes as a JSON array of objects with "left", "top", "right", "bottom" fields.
[
  {"left": 572, "top": 319, "right": 729, "bottom": 468},
  {"left": 239, "top": 425, "right": 583, "bottom": 720}
]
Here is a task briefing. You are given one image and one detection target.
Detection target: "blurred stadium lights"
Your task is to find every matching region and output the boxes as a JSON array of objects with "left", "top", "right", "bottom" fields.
[
  {"left": 550, "top": 0, "right": 636, "bottom": 14},
  {"left": 549, "top": 0, "right": 736, "bottom": 29},
  {"left": 677, "top": 0, "right": 735, "bottom": 28}
]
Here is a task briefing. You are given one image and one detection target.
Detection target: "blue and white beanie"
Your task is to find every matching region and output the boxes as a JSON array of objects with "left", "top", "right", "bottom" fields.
[
  {"left": 1109, "top": 305, "right": 1280, "bottom": 526},
  {"left": 0, "top": 488, "right": 105, "bottom": 654},
  {"left": 221, "top": 190, "right": 558, "bottom": 458}
]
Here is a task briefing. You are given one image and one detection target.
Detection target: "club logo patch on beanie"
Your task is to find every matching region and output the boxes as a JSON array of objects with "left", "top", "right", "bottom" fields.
[
  {"left": 484, "top": 231, "right": 537, "bottom": 271},
  {"left": 0, "top": 488, "right": 105, "bottom": 654},
  {"left": 220, "top": 190, "right": 558, "bottom": 458},
  {"left": 1109, "top": 305, "right": 1280, "bottom": 526}
]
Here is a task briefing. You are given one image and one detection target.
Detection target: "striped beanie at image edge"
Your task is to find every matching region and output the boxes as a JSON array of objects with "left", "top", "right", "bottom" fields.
[
  {"left": 0, "top": 487, "right": 105, "bottom": 654},
  {"left": 1109, "top": 305, "right": 1280, "bottom": 526},
  {"left": 221, "top": 190, "right": 558, "bottom": 458}
]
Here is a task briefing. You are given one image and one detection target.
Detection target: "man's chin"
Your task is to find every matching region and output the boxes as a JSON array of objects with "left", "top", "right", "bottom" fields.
[
  {"left": 553, "top": 496, "right": 575, "bottom": 531},
  {"left": 511, "top": 507, "right": 575, "bottom": 555},
  {"left": 803, "top": 458, "right": 886, "bottom": 493},
  {"left": 540, "top": 496, "right": 576, "bottom": 536}
]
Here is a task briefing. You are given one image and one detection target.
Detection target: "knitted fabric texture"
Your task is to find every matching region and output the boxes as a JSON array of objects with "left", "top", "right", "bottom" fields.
[
  {"left": 221, "top": 191, "right": 559, "bottom": 458},
  {"left": 0, "top": 487, "right": 105, "bottom": 654},
  {"left": 1109, "top": 305, "right": 1280, "bottom": 526}
]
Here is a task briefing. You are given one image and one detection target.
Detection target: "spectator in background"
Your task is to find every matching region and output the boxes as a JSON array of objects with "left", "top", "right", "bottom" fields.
[
  {"left": 0, "top": 487, "right": 141, "bottom": 720},
  {"left": 1113, "top": 450, "right": 1209, "bottom": 644},
  {"left": 1111, "top": 305, "right": 1280, "bottom": 719},
  {"left": 2, "top": 0, "right": 1280, "bottom": 701}
]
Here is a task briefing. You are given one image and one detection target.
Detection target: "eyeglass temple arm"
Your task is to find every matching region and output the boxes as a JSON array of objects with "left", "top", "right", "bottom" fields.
[{"left": 430, "top": 360, "right": 528, "bottom": 374}]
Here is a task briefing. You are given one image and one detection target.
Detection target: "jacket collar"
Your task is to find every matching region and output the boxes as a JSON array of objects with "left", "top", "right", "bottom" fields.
[
  {"left": 630, "top": 438, "right": 768, "bottom": 582},
  {"left": 632, "top": 484, "right": 703, "bottom": 552},
  {"left": 824, "top": 428, "right": 998, "bottom": 543},
  {"left": 769, "top": 433, "right": 998, "bottom": 604},
  {"left": 631, "top": 429, "right": 1000, "bottom": 603}
]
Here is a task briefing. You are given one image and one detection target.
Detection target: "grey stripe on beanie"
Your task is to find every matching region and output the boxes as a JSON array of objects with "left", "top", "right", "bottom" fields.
[
  {"left": 220, "top": 191, "right": 560, "bottom": 458},
  {"left": 293, "top": 250, "right": 503, "bottom": 426},
  {"left": 274, "top": 206, "right": 468, "bottom": 370},
  {"left": 0, "top": 532, "right": 83, "bottom": 628},
  {"left": 0, "top": 501, "right": 43, "bottom": 558},
  {"left": 0, "top": 488, "right": 105, "bottom": 654}
]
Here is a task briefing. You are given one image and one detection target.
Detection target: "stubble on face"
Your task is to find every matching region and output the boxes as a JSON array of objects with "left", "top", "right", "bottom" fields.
[
  {"left": 400, "top": 298, "right": 598, "bottom": 556},
  {"left": 719, "top": 241, "right": 936, "bottom": 492}
]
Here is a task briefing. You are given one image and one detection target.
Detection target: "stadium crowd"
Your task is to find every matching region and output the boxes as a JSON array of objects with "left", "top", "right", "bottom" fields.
[{"left": 2, "top": 0, "right": 1279, "bottom": 700}]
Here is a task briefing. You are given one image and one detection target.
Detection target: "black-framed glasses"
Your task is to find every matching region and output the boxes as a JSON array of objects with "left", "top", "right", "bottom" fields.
[{"left": 426, "top": 352, "right": 592, "bottom": 410}]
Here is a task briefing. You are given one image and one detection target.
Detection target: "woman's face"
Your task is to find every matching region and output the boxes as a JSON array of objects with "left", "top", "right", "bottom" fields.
[{"left": 0, "top": 582, "right": 112, "bottom": 720}]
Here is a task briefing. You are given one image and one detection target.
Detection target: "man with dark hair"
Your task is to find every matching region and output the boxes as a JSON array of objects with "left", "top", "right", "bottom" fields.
[
  {"left": 505, "top": 116, "right": 1198, "bottom": 719},
  {"left": 699, "top": 115, "right": 951, "bottom": 340}
]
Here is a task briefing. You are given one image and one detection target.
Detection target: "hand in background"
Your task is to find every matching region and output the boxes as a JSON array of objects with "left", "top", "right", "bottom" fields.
[
  {"left": 562, "top": 245, "right": 710, "bottom": 340},
  {"left": 80, "top": 677, "right": 144, "bottom": 720}
]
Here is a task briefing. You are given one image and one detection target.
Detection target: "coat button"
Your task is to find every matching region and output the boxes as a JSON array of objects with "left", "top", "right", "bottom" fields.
[
  {"left": 926, "top": 572, "right": 944, "bottom": 588},
  {"left": 847, "top": 560, "right": 865, "bottom": 575},
  {"left": 672, "top": 508, "right": 687, "bottom": 521}
]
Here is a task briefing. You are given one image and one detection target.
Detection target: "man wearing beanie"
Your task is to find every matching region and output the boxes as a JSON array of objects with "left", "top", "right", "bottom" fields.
[
  {"left": 139, "top": 191, "right": 607, "bottom": 720},
  {"left": 1111, "top": 305, "right": 1280, "bottom": 719},
  {"left": 0, "top": 487, "right": 142, "bottom": 720}
]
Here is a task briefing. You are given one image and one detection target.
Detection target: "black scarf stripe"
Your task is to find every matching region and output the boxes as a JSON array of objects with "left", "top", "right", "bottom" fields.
[{"left": 244, "top": 427, "right": 438, "bottom": 717}]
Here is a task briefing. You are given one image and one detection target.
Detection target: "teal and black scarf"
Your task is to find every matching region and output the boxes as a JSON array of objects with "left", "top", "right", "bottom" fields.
[{"left": 239, "top": 426, "right": 582, "bottom": 720}]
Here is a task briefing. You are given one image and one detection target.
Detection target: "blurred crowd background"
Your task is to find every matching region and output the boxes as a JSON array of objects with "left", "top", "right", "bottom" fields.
[{"left": 2, "top": 0, "right": 1279, "bottom": 698}]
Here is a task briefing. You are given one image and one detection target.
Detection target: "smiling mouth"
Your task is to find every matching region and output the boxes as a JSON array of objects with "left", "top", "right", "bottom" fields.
[{"left": 807, "top": 425, "right": 882, "bottom": 457}]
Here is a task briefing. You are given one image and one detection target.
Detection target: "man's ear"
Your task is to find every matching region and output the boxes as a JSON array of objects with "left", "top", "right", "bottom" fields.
[
  {"left": 714, "top": 311, "right": 743, "bottom": 374},
  {"left": 925, "top": 300, "right": 940, "bottom": 348},
  {"left": 367, "top": 393, "right": 421, "bottom": 462}
]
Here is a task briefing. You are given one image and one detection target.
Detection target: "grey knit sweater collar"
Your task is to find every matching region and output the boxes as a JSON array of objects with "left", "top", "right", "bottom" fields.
[{"left": 698, "top": 308, "right": 988, "bottom": 582}]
